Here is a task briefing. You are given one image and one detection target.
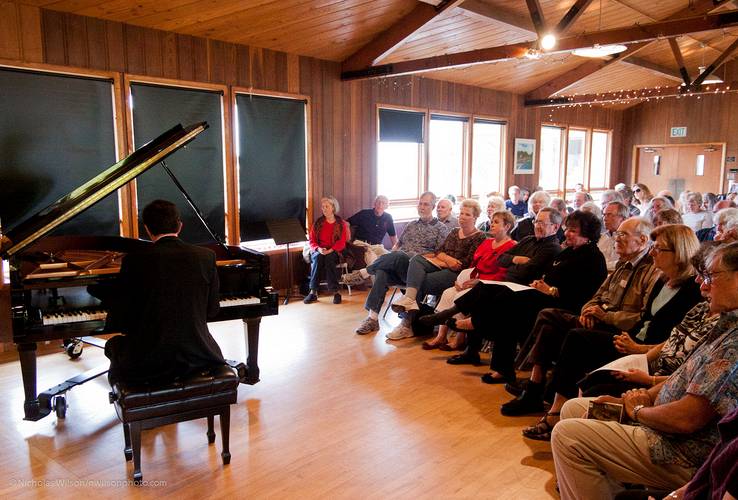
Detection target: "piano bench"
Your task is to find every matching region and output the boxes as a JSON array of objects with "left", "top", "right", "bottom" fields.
[{"left": 108, "top": 364, "right": 239, "bottom": 482}]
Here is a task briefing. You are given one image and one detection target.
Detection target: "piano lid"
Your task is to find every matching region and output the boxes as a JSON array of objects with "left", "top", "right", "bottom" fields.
[{"left": 1, "top": 122, "right": 209, "bottom": 259}]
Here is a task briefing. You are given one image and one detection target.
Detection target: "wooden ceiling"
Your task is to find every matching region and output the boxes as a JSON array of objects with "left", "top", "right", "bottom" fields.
[{"left": 23, "top": 0, "right": 738, "bottom": 104}]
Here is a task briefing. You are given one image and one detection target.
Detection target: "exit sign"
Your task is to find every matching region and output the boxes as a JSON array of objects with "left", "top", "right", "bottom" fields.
[{"left": 670, "top": 126, "right": 687, "bottom": 137}]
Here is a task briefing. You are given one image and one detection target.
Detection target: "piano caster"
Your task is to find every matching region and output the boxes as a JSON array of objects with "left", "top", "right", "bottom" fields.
[
  {"left": 54, "top": 396, "right": 67, "bottom": 419},
  {"left": 63, "top": 339, "right": 83, "bottom": 360}
]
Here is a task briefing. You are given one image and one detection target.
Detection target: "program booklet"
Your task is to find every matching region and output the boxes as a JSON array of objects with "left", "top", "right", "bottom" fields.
[
  {"left": 587, "top": 401, "right": 626, "bottom": 423},
  {"left": 577, "top": 354, "right": 649, "bottom": 393}
]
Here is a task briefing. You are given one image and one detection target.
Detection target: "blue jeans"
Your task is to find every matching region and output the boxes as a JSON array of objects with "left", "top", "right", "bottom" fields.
[
  {"left": 364, "top": 251, "right": 410, "bottom": 313},
  {"left": 405, "top": 255, "right": 459, "bottom": 304},
  {"left": 308, "top": 250, "right": 340, "bottom": 292}
]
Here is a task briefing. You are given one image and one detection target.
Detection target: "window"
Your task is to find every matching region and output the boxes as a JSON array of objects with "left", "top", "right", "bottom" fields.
[
  {"left": 539, "top": 126, "right": 563, "bottom": 191},
  {"left": 565, "top": 129, "right": 587, "bottom": 190},
  {"left": 377, "top": 106, "right": 506, "bottom": 217},
  {"left": 428, "top": 115, "right": 467, "bottom": 198},
  {"left": 471, "top": 119, "right": 505, "bottom": 197},
  {"left": 539, "top": 125, "right": 612, "bottom": 195},
  {"left": 590, "top": 131, "right": 610, "bottom": 188}
]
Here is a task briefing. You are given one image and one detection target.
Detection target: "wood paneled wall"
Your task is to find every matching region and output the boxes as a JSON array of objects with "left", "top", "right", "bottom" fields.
[{"left": 1, "top": 1, "right": 626, "bottom": 221}]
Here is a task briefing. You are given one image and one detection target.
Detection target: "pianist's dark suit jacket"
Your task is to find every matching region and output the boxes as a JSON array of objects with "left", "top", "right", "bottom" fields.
[{"left": 105, "top": 236, "right": 225, "bottom": 383}]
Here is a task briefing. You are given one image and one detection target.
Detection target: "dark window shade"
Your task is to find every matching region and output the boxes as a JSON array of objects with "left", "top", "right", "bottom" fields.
[
  {"left": 379, "top": 108, "right": 425, "bottom": 143},
  {"left": 0, "top": 68, "right": 118, "bottom": 236},
  {"left": 474, "top": 118, "right": 506, "bottom": 125},
  {"left": 236, "top": 94, "right": 307, "bottom": 242},
  {"left": 131, "top": 84, "right": 225, "bottom": 244},
  {"left": 430, "top": 114, "right": 469, "bottom": 123}
]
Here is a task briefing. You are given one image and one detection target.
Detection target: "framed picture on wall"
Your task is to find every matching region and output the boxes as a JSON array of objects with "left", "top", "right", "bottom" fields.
[{"left": 514, "top": 138, "right": 535, "bottom": 175}]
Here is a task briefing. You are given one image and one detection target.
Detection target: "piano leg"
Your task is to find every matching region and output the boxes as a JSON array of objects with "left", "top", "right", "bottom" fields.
[
  {"left": 18, "top": 342, "right": 51, "bottom": 421},
  {"left": 243, "top": 317, "right": 261, "bottom": 384}
]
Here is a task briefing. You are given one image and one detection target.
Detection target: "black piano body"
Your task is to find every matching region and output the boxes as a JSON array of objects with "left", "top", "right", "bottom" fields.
[{"left": 0, "top": 123, "right": 278, "bottom": 421}]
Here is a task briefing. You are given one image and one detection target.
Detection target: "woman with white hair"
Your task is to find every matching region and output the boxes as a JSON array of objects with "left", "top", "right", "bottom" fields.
[
  {"left": 303, "top": 196, "right": 347, "bottom": 304},
  {"left": 511, "top": 190, "right": 551, "bottom": 241},
  {"left": 644, "top": 196, "right": 674, "bottom": 225},
  {"left": 477, "top": 195, "right": 506, "bottom": 232},
  {"left": 682, "top": 191, "right": 713, "bottom": 232}
]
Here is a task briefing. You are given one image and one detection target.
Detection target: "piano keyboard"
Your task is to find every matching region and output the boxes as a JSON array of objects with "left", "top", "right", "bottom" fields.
[{"left": 41, "top": 296, "right": 262, "bottom": 326}]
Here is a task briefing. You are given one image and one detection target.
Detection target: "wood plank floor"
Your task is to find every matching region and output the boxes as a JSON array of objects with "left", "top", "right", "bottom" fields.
[{"left": 0, "top": 290, "right": 556, "bottom": 499}]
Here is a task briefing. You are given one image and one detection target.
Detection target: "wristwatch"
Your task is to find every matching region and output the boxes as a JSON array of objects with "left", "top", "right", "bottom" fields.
[{"left": 632, "top": 404, "right": 645, "bottom": 423}]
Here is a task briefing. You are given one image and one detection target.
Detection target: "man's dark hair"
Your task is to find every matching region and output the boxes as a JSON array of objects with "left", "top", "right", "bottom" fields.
[
  {"left": 565, "top": 210, "right": 602, "bottom": 243},
  {"left": 142, "top": 199, "right": 181, "bottom": 235}
]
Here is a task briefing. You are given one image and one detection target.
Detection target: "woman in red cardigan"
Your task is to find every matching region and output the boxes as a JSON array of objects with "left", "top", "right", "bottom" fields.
[{"left": 304, "top": 196, "right": 347, "bottom": 304}]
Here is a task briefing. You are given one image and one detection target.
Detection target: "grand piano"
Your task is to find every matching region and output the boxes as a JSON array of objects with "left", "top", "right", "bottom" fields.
[{"left": 0, "top": 122, "right": 278, "bottom": 421}]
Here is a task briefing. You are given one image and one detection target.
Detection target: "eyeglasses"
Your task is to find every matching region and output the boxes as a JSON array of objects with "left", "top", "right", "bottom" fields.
[
  {"left": 633, "top": 188, "right": 641, "bottom": 193},
  {"left": 700, "top": 269, "right": 731, "bottom": 284},
  {"left": 650, "top": 245, "right": 674, "bottom": 254},
  {"left": 614, "top": 231, "right": 633, "bottom": 239},
  {"left": 534, "top": 220, "right": 552, "bottom": 226}
]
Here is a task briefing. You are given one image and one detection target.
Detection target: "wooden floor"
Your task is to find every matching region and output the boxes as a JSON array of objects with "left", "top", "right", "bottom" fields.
[{"left": 0, "top": 290, "right": 556, "bottom": 499}]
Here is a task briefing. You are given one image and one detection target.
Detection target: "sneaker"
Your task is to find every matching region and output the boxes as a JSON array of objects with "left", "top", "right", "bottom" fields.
[
  {"left": 303, "top": 292, "right": 318, "bottom": 304},
  {"left": 355, "top": 317, "right": 379, "bottom": 335},
  {"left": 390, "top": 294, "right": 419, "bottom": 313},
  {"left": 340, "top": 270, "right": 366, "bottom": 286},
  {"left": 386, "top": 324, "right": 414, "bottom": 340},
  {"left": 333, "top": 293, "right": 342, "bottom": 304}
]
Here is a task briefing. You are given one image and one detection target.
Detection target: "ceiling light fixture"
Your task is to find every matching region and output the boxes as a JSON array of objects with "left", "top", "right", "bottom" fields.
[
  {"left": 572, "top": 44, "right": 628, "bottom": 58},
  {"left": 540, "top": 33, "right": 557, "bottom": 50}
]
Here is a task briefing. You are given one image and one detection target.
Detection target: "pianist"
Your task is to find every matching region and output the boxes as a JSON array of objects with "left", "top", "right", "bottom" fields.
[{"left": 104, "top": 199, "right": 226, "bottom": 383}]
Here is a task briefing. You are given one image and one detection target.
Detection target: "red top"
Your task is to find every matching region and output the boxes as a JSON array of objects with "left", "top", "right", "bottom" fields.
[
  {"left": 309, "top": 218, "right": 347, "bottom": 252},
  {"left": 470, "top": 238, "right": 516, "bottom": 280}
]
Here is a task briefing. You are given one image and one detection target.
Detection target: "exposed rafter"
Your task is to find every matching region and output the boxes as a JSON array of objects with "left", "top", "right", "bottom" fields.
[
  {"left": 342, "top": 10, "right": 738, "bottom": 81},
  {"left": 668, "top": 38, "right": 691, "bottom": 86},
  {"left": 524, "top": 0, "right": 731, "bottom": 99},
  {"left": 525, "top": 80, "right": 738, "bottom": 107},
  {"left": 459, "top": 0, "right": 535, "bottom": 32},
  {"left": 525, "top": 0, "right": 548, "bottom": 36},
  {"left": 553, "top": 0, "right": 594, "bottom": 35},
  {"left": 693, "top": 36, "right": 738, "bottom": 85},
  {"left": 341, "top": 0, "right": 466, "bottom": 73},
  {"left": 621, "top": 57, "right": 684, "bottom": 82}
]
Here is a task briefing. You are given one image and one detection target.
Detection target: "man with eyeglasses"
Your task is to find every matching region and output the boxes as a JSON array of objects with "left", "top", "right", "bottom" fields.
[
  {"left": 599, "top": 201, "right": 629, "bottom": 271},
  {"left": 551, "top": 241, "right": 738, "bottom": 500},
  {"left": 347, "top": 192, "right": 451, "bottom": 335},
  {"left": 503, "top": 217, "right": 661, "bottom": 415}
]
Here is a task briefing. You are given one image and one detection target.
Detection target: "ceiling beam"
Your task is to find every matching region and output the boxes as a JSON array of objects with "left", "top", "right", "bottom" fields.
[
  {"left": 525, "top": 80, "right": 738, "bottom": 107},
  {"left": 459, "top": 0, "right": 535, "bottom": 32},
  {"left": 668, "top": 38, "right": 692, "bottom": 86},
  {"left": 342, "top": 10, "right": 738, "bottom": 81},
  {"left": 621, "top": 57, "right": 685, "bottom": 82},
  {"left": 524, "top": 0, "right": 731, "bottom": 99},
  {"left": 553, "top": 0, "right": 594, "bottom": 35},
  {"left": 693, "top": 36, "right": 738, "bottom": 85},
  {"left": 341, "top": 0, "right": 466, "bottom": 73},
  {"left": 525, "top": 0, "right": 547, "bottom": 36}
]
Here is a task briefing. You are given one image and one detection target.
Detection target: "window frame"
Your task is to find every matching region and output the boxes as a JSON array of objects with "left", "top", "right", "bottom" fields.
[{"left": 376, "top": 104, "right": 507, "bottom": 219}]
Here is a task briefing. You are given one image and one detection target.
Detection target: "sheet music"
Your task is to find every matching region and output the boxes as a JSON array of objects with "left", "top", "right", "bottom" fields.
[
  {"left": 590, "top": 353, "right": 649, "bottom": 374},
  {"left": 478, "top": 280, "right": 534, "bottom": 292}
]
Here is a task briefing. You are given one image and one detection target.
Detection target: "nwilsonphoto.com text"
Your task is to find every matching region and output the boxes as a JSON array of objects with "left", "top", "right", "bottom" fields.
[{"left": 10, "top": 478, "right": 167, "bottom": 488}]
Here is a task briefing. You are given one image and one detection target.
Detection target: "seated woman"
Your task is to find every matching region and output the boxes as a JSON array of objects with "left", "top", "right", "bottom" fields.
[
  {"left": 476, "top": 196, "right": 506, "bottom": 232},
  {"left": 644, "top": 196, "right": 674, "bottom": 225},
  {"left": 682, "top": 191, "right": 713, "bottom": 232},
  {"left": 303, "top": 196, "right": 347, "bottom": 304},
  {"left": 422, "top": 210, "right": 516, "bottom": 350},
  {"left": 512, "top": 224, "right": 702, "bottom": 441},
  {"left": 511, "top": 190, "right": 551, "bottom": 241},
  {"left": 437, "top": 211, "right": 607, "bottom": 382},
  {"left": 387, "top": 199, "right": 486, "bottom": 340}
]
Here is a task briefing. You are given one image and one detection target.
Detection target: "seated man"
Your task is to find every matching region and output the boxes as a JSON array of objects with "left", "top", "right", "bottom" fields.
[
  {"left": 551, "top": 241, "right": 738, "bottom": 500},
  {"left": 505, "top": 185, "right": 527, "bottom": 218},
  {"left": 436, "top": 197, "right": 459, "bottom": 228},
  {"left": 346, "top": 195, "right": 397, "bottom": 266},
  {"left": 104, "top": 199, "right": 226, "bottom": 383},
  {"left": 696, "top": 202, "right": 738, "bottom": 241},
  {"left": 599, "top": 201, "right": 629, "bottom": 271},
  {"left": 347, "top": 192, "right": 450, "bottom": 335}
]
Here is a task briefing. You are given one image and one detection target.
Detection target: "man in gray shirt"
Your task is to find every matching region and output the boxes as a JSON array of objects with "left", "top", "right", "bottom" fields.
[{"left": 348, "top": 191, "right": 450, "bottom": 335}]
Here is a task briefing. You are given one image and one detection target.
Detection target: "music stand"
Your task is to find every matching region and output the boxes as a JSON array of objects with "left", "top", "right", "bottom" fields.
[{"left": 266, "top": 219, "right": 307, "bottom": 304}]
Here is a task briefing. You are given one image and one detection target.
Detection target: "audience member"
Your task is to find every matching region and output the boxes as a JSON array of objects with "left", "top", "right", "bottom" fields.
[
  {"left": 347, "top": 195, "right": 397, "bottom": 266},
  {"left": 702, "top": 192, "right": 718, "bottom": 213},
  {"left": 304, "top": 196, "right": 347, "bottom": 304},
  {"left": 600, "top": 201, "right": 629, "bottom": 271},
  {"left": 682, "top": 192, "right": 713, "bottom": 231},
  {"left": 387, "top": 199, "right": 485, "bottom": 340},
  {"left": 436, "top": 198, "right": 459, "bottom": 228},
  {"left": 653, "top": 208, "right": 683, "bottom": 227},
  {"left": 600, "top": 189, "right": 624, "bottom": 210},
  {"left": 422, "top": 210, "right": 517, "bottom": 350},
  {"left": 616, "top": 184, "right": 641, "bottom": 216},
  {"left": 550, "top": 241, "right": 738, "bottom": 500},
  {"left": 632, "top": 183, "right": 654, "bottom": 208},
  {"left": 570, "top": 191, "right": 592, "bottom": 210},
  {"left": 645, "top": 196, "right": 674, "bottom": 224},
  {"left": 580, "top": 201, "right": 602, "bottom": 220},
  {"left": 716, "top": 207, "right": 738, "bottom": 242},
  {"left": 696, "top": 200, "right": 737, "bottom": 241},
  {"left": 477, "top": 195, "right": 506, "bottom": 232},
  {"left": 511, "top": 190, "right": 551, "bottom": 241},
  {"left": 501, "top": 217, "right": 660, "bottom": 416},
  {"left": 348, "top": 192, "right": 450, "bottom": 334},
  {"left": 506, "top": 185, "right": 528, "bottom": 218}
]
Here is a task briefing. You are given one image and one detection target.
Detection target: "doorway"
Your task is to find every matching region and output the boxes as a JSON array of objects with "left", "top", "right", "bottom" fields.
[{"left": 633, "top": 143, "right": 726, "bottom": 195}]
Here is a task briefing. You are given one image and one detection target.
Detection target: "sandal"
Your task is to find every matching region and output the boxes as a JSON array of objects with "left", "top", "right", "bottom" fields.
[{"left": 522, "top": 412, "right": 560, "bottom": 441}]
